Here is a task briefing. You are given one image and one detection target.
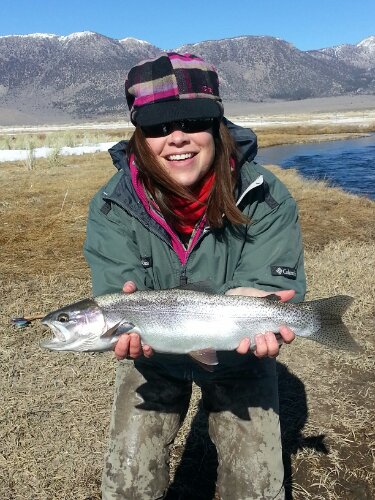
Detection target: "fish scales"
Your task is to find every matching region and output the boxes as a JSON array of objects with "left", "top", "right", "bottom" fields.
[
  {"left": 95, "top": 290, "right": 312, "bottom": 352},
  {"left": 40, "top": 288, "right": 359, "bottom": 365}
]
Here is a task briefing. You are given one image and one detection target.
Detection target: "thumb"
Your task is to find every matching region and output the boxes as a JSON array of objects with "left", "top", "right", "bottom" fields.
[
  {"left": 123, "top": 281, "right": 137, "bottom": 294},
  {"left": 271, "top": 290, "right": 296, "bottom": 302}
]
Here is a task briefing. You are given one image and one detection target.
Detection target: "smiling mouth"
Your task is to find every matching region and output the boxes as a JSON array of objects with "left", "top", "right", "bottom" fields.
[{"left": 166, "top": 153, "right": 196, "bottom": 161}]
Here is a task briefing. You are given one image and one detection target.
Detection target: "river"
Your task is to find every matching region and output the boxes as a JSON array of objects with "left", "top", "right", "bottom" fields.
[{"left": 256, "top": 134, "right": 375, "bottom": 199}]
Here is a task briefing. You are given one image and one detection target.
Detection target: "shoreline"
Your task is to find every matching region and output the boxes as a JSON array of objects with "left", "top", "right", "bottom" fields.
[
  {"left": 1, "top": 110, "right": 374, "bottom": 134},
  {"left": 1, "top": 94, "right": 375, "bottom": 129}
]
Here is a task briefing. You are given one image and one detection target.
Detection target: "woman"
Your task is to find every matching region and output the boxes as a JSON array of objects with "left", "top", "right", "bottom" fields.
[{"left": 84, "top": 52, "right": 306, "bottom": 500}]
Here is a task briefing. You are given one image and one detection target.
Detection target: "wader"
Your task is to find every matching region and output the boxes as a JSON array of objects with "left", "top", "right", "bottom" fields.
[{"left": 102, "top": 353, "right": 285, "bottom": 500}]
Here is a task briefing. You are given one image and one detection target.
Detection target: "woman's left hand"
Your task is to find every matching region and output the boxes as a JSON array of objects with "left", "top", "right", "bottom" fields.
[{"left": 225, "top": 287, "right": 296, "bottom": 358}]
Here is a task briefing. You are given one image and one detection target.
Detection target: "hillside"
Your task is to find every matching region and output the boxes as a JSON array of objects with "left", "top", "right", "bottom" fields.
[{"left": 0, "top": 32, "right": 374, "bottom": 124}]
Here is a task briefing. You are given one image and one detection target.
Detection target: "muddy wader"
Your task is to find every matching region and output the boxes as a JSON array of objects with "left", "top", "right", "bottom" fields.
[{"left": 102, "top": 352, "right": 285, "bottom": 500}]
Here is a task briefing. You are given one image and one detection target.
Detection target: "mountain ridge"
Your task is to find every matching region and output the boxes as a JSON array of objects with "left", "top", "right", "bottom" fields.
[{"left": 0, "top": 32, "right": 374, "bottom": 124}]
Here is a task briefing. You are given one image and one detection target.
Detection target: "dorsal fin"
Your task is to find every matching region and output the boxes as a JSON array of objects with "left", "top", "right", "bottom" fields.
[{"left": 176, "top": 280, "right": 217, "bottom": 294}]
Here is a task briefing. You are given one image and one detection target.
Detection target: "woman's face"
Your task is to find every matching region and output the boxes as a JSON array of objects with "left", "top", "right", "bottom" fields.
[{"left": 146, "top": 127, "right": 215, "bottom": 188}]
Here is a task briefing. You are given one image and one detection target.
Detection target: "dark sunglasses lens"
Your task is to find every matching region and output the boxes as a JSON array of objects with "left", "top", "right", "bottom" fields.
[
  {"left": 142, "top": 118, "right": 215, "bottom": 137},
  {"left": 181, "top": 118, "right": 214, "bottom": 133},
  {"left": 141, "top": 123, "right": 169, "bottom": 137}
]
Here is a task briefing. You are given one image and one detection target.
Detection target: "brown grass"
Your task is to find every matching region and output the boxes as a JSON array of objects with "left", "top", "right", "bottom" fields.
[
  {"left": 256, "top": 123, "right": 375, "bottom": 147},
  {"left": 1, "top": 137, "right": 374, "bottom": 499}
]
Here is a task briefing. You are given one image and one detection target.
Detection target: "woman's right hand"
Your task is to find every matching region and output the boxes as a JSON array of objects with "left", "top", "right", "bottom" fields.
[{"left": 114, "top": 281, "right": 154, "bottom": 360}]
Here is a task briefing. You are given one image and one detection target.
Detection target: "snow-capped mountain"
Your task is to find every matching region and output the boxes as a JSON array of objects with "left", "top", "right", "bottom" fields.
[
  {"left": 309, "top": 36, "right": 375, "bottom": 69},
  {"left": 0, "top": 31, "right": 374, "bottom": 124}
]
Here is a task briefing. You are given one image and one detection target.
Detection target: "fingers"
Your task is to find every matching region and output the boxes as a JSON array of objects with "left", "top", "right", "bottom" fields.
[
  {"left": 226, "top": 287, "right": 265, "bottom": 296},
  {"left": 118, "top": 283, "right": 153, "bottom": 360},
  {"left": 272, "top": 290, "right": 296, "bottom": 302},
  {"left": 254, "top": 332, "right": 280, "bottom": 358},
  {"left": 279, "top": 325, "right": 295, "bottom": 344},
  {"left": 236, "top": 337, "right": 251, "bottom": 354},
  {"left": 114, "top": 333, "right": 154, "bottom": 360},
  {"left": 123, "top": 281, "right": 137, "bottom": 293}
]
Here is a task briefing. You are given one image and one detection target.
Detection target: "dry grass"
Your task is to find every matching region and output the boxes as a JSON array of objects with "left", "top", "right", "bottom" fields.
[
  {"left": 0, "top": 129, "right": 133, "bottom": 150},
  {"left": 1, "top": 140, "right": 374, "bottom": 499},
  {"left": 256, "top": 123, "right": 375, "bottom": 147},
  {"left": 1, "top": 118, "right": 374, "bottom": 151}
]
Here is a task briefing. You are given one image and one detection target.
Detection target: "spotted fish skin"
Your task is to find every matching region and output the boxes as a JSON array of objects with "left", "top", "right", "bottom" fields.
[{"left": 41, "top": 289, "right": 359, "bottom": 358}]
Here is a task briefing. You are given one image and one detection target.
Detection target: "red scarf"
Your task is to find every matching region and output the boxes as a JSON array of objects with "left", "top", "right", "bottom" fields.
[{"left": 168, "top": 169, "right": 215, "bottom": 235}]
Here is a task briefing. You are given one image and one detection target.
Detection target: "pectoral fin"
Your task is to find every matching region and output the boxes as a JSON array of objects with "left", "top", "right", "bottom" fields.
[
  {"left": 101, "top": 320, "right": 135, "bottom": 338},
  {"left": 189, "top": 349, "right": 218, "bottom": 372}
]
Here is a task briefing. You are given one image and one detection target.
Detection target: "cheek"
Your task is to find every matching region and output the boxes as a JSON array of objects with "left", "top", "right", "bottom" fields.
[
  {"left": 145, "top": 137, "right": 165, "bottom": 156},
  {"left": 203, "top": 139, "right": 215, "bottom": 166}
]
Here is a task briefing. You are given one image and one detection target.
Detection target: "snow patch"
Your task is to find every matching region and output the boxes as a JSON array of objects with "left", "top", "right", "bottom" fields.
[
  {"left": 0, "top": 33, "right": 58, "bottom": 40},
  {"left": 358, "top": 36, "right": 375, "bottom": 50},
  {"left": 0, "top": 31, "right": 100, "bottom": 42},
  {"left": 0, "top": 142, "right": 116, "bottom": 163},
  {"left": 64, "top": 31, "right": 98, "bottom": 40},
  {"left": 119, "top": 37, "right": 151, "bottom": 45}
]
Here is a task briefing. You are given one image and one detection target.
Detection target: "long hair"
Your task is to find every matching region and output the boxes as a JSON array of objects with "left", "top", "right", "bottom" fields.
[{"left": 127, "top": 122, "right": 250, "bottom": 228}]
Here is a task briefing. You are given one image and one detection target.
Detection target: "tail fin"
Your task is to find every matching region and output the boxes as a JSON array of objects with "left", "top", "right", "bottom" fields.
[{"left": 305, "top": 295, "right": 360, "bottom": 352}]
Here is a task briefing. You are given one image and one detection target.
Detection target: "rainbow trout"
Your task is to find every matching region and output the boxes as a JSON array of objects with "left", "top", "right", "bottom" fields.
[{"left": 40, "top": 287, "right": 359, "bottom": 366}]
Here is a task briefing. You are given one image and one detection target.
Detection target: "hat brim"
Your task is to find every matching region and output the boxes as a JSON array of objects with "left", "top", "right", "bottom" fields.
[{"left": 133, "top": 98, "right": 223, "bottom": 127}]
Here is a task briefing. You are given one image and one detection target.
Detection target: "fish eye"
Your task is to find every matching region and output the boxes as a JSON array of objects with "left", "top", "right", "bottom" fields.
[{"left": 57, "top": 313, "right": 70, "bottom": 323}]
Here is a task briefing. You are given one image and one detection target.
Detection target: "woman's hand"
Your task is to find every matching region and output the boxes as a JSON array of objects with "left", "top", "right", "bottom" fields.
[
  {"left": 225, "top": 287, "right": 296, "bottom": 358},
  {"left": 114, "top": 281, "right": 154, "bottom": 361}
]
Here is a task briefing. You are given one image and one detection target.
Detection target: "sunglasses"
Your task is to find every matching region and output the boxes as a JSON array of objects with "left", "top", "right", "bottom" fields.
[{"left": 141, "top": 118, "right": 215, "bottom": 138}]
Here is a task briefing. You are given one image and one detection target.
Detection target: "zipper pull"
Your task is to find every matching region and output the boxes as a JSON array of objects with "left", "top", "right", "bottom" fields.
[{"left": 180, "top": 270, "right": 188, "bottom": 286}]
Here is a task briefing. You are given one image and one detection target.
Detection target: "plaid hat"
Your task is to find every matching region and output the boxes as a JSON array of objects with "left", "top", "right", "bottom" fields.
[{"left": 125, "top": 52, "right": 224, "bottom": 126}]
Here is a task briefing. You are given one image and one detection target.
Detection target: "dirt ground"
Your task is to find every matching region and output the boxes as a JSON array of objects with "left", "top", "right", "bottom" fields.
[{"left": 1, "top": 130, "right": 374, "bottom": 499}]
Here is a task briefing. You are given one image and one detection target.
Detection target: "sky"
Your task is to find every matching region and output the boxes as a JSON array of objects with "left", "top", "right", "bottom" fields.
[{"left": 0, "top": 0, "right": 374, "bottom": 51}]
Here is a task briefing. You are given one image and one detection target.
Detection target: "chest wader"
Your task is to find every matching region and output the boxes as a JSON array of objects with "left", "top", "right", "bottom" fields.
[{"left": 101, "top": 353, "right": 285, "bottom": 500}]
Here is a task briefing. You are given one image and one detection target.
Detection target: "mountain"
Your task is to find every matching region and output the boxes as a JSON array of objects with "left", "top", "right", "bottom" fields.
[
  {"left": 177, "top": 36, "right": 363, "bottom": 101},
  {"left": 309, "top": 36, "right": 375, "bottom": 69},
  {"left": 307, "top": 36, "right": 375, "bottom": 95},
  {"left": 0, "top": 32, "right": 161, "bottom": 123},
  {"left": 0, "top": 31, "right": 374, "bottom": 124}
]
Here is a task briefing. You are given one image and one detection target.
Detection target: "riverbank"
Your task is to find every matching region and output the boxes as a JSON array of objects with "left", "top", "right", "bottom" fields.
[
  {"left": 1, "top": 107, "right": 375, "bottom": 164},
  {"left": 1, "top": 150, "right": 374, "bottom": 499}
]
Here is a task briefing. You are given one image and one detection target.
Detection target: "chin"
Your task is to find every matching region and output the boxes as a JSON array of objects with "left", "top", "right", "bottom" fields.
[{"left": 172, "top": 174, "right": 200, "bottom": 188}]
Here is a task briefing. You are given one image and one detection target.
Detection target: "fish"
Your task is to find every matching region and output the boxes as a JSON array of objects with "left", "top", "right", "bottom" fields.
[{"left": 40, "top": 285, "right": 360, "bottom": 367}]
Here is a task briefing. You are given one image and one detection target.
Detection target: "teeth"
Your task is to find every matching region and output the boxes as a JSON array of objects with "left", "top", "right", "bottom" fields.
[{"left": 167, "top": 153, "right": 194, "bottom": 161}]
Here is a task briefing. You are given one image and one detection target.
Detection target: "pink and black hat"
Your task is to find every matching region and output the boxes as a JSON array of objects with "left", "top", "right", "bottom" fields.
[{"left": 125, "top": 52, "right": 224, "bottom": 126}]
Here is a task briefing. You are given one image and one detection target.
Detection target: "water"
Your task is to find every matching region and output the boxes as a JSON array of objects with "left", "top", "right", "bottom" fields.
[{"left": 256, "top": 134, "right": 375, "bottom": 199}]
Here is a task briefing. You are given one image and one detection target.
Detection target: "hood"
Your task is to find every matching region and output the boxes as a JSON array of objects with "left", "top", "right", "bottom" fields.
[{"left": 108, "top": 118, "right": 258, "bottom": 172}]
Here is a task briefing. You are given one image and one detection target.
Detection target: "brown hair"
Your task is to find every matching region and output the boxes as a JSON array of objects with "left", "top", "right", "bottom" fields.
[{"left": 128, "top": 122, "right": 249, "bottom": 228}]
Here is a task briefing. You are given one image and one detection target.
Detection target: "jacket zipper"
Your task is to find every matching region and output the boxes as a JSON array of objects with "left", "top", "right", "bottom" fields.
[{"left": 180, "top": 268, "right": 188, "bottom": 286}]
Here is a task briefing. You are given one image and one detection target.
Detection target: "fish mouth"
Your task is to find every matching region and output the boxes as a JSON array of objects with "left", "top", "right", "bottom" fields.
[{"left": 41, "top": 321, "right": 66, "bottom": 344}]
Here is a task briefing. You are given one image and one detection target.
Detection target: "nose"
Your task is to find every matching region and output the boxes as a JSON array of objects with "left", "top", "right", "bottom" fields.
[{"left": 167, "top": 129, "right": 190, "bottom": 146}]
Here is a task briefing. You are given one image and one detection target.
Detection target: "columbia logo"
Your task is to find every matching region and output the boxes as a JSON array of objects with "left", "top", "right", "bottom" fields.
[
  {"left": 271, "top": 266, "right": 297, "bottom": 280},
  {"left": 141, "top": 256, "right": 152, "bottom": 268}
]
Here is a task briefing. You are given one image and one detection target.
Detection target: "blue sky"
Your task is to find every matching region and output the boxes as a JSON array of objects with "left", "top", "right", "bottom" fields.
[{"left": 0, "top": 0, "right": 374, "bottom": 51}]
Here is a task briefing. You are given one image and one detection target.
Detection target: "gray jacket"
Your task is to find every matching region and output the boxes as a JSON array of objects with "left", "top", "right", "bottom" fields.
[{"left": 84, "top": 121, "right": 306, "bottom": 301}]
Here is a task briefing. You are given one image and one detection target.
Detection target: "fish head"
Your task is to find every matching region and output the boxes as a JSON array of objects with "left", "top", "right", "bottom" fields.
[{"left": 41, "top": 298, "right": 106, "bottom": 351}]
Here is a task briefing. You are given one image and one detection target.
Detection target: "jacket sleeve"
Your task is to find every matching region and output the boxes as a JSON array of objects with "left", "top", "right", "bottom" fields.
[
  {"left": 218, "top": 196, "right": 306, "bottom": 303},
  {"left": 83, "top": 193, "right": 147, "bottom": 296}
]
